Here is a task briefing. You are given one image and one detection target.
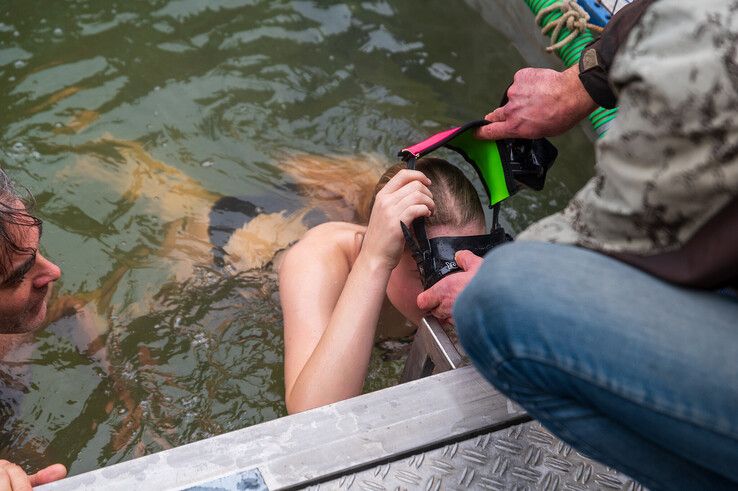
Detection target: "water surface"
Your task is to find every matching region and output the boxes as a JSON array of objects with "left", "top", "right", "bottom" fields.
[{"left": 0, "top": 0, "right": 594, "bottom": 475}]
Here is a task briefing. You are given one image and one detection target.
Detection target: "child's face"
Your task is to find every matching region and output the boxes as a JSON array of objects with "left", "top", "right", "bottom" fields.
[
  {"left": 386, "top": 248, "right": 426, "bottom": 325},
  {"left": 386, "top": 222, "right": 484, "bottom": 325}
]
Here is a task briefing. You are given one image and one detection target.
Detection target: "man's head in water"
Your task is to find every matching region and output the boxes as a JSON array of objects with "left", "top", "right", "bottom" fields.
[
  {"left": 368, "top": 157, "right": 486, "bottom": 325},
  {"left": 0, "top": 170, "right": 61, "bottom": 334}
]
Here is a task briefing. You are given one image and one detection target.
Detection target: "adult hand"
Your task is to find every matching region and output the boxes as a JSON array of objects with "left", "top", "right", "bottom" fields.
[
  {"left": 477, "top": 65, "right": 598, "bottom": 140},
  {"left": 361, "top": 169, "right": 435, "bottom": 271},
  {"left": 416, "top": 250, "right": 483, "bottom": 325},
  {"left": 0, "top": 461, "right": 67, "bottom": 491}
]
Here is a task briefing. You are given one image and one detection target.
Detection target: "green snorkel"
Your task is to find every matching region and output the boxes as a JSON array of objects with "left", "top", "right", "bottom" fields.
[{"left": 399, "top": 119, "right": 558, "bottom": 289}]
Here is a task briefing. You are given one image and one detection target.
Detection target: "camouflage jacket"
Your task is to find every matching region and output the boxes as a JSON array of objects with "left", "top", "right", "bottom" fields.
[{"left": 519, "top": 0, "right": 738, "bottom": 272}]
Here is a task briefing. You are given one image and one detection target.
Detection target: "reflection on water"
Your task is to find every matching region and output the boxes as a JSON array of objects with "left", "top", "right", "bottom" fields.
[{"left": 0, "top": 0, "right": 593, "bottom": 476}]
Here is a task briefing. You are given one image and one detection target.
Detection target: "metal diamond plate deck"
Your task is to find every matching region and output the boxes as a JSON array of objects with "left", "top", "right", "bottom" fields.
[{"left": 309, "top": 421, "right": 644, "bottom": 491}]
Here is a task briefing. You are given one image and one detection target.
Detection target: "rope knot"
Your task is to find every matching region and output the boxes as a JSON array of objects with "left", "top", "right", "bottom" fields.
[{"left": 535, "top": 0, "right": 603, "bottom": 53}]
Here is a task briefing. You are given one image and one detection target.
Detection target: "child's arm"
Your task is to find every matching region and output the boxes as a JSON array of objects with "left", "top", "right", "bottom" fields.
[{"left": 281, "top": 170, "right": 434, "bottom": 413}]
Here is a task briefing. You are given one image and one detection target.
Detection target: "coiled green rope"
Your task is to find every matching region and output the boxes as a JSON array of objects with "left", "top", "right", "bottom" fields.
[{"left": 524, "top": 0, "right": 618, "bottom": 138}]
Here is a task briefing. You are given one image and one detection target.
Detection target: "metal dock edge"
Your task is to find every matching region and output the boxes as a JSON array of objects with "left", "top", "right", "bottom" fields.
[
  {"left": 40, "top": 363, "right": 643, "bottom": 490},
  {"left": 39, "top": 366, "right": 530, "bottom": 490}
]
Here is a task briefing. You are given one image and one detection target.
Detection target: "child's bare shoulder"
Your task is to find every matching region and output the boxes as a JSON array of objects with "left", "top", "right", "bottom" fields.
[
  {"left": 303, "top": 221, "right": 365, "bottom": 241},
  {"left": 285, "top": 222, "right": 366, "bottom": 264}
]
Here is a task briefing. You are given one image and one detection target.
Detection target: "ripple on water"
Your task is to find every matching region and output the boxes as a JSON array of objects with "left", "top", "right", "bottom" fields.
[
  {"left": 360, "top": 26, "right": 423, "bottom": 54},
  {"left": 78, "top": 13, "right": 138, "bottom": 37},
  {"left": 0, "top": 0, "right": 594, "bottom": 476}
]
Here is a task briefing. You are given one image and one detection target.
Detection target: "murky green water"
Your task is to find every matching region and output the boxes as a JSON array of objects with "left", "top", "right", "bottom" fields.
[{"left": 0, "top": 0, "right": 594, "bottom": 476}]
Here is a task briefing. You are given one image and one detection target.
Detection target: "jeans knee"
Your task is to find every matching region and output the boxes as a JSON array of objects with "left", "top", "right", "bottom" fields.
[{"left": 454, "top": 242, "right": 537, "bottom": 376}]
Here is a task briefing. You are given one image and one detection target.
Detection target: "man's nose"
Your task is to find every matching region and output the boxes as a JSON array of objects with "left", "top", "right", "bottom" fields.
[{"left": 32, "top": 253, "right": 62, "bottom": 289}]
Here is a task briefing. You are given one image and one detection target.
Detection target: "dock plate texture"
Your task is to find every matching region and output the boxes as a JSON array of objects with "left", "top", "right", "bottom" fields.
[{"left": 310, "top": 421, "right": 643, "bottom": 491}]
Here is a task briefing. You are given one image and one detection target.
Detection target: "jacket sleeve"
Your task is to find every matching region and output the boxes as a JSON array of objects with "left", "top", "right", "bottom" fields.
[{"left": 578, "top": 0, "right": 655, "bottom": 108}]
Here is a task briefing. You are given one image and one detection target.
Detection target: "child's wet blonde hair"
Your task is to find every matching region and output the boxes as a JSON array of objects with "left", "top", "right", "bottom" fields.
[{"left": 367, "top": 157, "right": 485, "bottom": 230}]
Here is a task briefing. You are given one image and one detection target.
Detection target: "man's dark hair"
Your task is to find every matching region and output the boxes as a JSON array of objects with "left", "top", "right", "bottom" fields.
[{"left": 0, "top": 169, "right": 42, "bottom": 278}]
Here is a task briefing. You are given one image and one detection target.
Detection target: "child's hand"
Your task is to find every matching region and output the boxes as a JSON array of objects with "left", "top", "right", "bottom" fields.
[{"left": 361, "top": 169, "right": 434, "bottom": 271}]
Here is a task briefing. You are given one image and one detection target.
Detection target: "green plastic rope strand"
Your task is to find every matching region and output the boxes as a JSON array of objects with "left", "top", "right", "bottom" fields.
[{"left": 524, "top": 0, "right": 618, "bottom": 137}]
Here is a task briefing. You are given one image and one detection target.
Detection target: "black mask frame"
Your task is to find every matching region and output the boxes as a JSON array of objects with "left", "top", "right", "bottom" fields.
[{"left": 399, "top": 119, "right": 557, "bottom": 290}]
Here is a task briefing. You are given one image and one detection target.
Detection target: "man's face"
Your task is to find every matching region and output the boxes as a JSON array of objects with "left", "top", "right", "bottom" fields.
[{"left": 0, "top": 202, "right": 61, "bottom": 334}]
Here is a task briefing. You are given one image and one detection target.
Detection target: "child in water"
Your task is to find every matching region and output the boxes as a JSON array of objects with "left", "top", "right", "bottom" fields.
[{"left": 279, "top": 157, "right": 487, "bottom": 413}]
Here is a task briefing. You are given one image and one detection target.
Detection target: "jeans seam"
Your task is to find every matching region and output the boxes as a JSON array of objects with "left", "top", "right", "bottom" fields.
[{"left": 493, "top": 354, "right": 738, "bottom": 442}]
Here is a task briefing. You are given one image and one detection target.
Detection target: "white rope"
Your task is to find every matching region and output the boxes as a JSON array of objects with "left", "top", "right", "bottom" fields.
[{"left": 535, "top": 0, "right": 604, "bottom": 53}]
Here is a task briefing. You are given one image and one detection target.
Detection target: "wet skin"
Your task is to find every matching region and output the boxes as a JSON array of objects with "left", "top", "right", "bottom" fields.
[{"left": 0, "top": 202, "right": 61, "bottom": 335}]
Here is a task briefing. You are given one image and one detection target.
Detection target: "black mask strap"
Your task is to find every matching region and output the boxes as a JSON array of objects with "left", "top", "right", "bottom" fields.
[
  {"left": 401, "top": 222, "right": 419, "bottom": 252},
  {"left": 406, "top": 155, "right": 431, "bottom": 265},
  {"left": 492, "top": 202, "right": 501, "bottom": 231},
  {"left": 401, "top": 154, "right": 433, "bottom": 285},
  {"left": 412, "top": 217, "right": 429, "bottom": 249}
]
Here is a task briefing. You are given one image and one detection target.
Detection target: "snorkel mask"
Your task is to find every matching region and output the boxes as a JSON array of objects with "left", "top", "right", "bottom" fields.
[{"left": 399, "top": 119, "right": 558, "bottom": 289}]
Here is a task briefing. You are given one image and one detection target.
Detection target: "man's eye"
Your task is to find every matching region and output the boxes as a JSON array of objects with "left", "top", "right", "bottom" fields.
[
  {"left": 1, "top": 253, "right": 37, "bottom": 288},
  {"left": 3, "top": 274, "right": 26, "bottom": 288}
]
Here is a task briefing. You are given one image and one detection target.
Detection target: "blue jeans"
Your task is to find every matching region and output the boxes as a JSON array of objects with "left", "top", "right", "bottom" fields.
[{"left": 454, "top": 241, "right": 738, "bottom": 491}]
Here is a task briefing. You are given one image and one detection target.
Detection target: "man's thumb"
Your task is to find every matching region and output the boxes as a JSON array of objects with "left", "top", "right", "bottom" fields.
[
  {"left": 416, "top": 290, "right": 431, "bottom": 311},
  {"left": 29, "top": 464, "right": 67, "bottom": 486},
  {"left": 455, "top": 250, "right": 481, "bottom": 272}
]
